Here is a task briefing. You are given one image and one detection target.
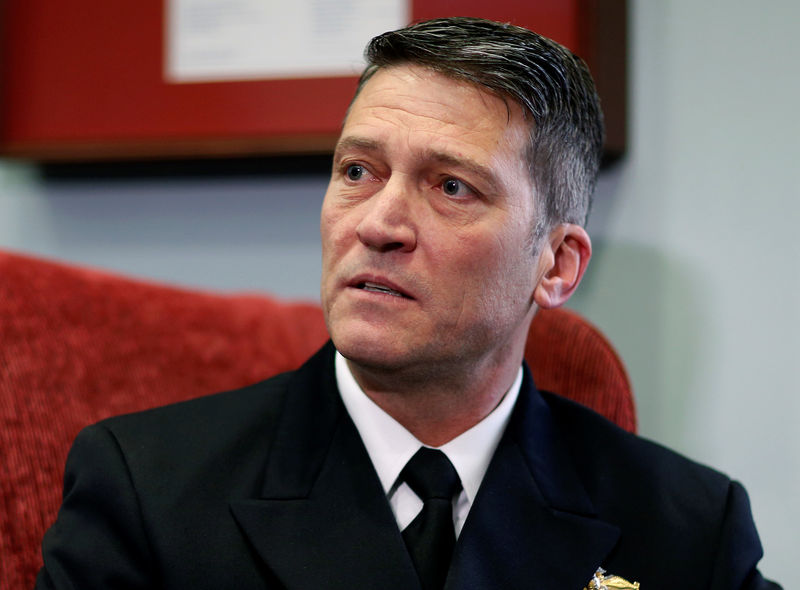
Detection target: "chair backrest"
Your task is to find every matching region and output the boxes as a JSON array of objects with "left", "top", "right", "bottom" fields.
[{"left": 0, "top": 249, "right": 634, "bottom": 588}]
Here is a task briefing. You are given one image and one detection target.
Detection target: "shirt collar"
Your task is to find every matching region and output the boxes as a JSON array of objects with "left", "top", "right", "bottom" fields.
[{"left": 335, "top": 351, "right": 522, "bottom": 505}]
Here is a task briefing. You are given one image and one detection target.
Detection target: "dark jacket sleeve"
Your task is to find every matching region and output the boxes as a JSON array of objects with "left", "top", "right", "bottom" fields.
[
  {"left": 712, "top": 481, "right": 782, "bottom": 590},
  {"left": 36, "top": 423, "right": 157, "bottom": 589}
]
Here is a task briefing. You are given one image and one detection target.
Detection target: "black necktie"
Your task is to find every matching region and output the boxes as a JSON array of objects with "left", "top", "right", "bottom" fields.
[{"left": 400, "top": 447, "right": 462, "bottom": 590}]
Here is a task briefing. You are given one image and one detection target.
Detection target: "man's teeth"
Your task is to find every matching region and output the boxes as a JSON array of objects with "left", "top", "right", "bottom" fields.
[{"left": 362, "top": 282, "right": 404, "bottom": 297}]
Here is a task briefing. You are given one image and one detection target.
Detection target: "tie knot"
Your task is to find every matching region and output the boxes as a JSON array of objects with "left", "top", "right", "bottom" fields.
[{"left": 401, "top": 447, "right": 462, "bottom": 501}]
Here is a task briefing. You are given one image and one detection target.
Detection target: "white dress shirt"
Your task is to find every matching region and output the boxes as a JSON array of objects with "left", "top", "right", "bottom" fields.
[{"left": 335, "top": 351, "right": 522, "bottom": 537}]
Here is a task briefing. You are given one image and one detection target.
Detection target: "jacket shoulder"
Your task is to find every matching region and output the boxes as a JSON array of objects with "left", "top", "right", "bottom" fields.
[
  {"left": 101, "top": 370, "right": 293, "bottom": 438},
  {"left": 539, "top": 392, "right": 776, "bottom": 583}
]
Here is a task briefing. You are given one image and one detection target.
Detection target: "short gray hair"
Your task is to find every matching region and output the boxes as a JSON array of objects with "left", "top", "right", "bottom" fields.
[{"left": 355, "top": 17, "right": 604, "bottom": 239}]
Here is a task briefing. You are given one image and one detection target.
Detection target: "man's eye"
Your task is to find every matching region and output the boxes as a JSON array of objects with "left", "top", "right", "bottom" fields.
[
  {"left": 441, "top": 177, "right": 471, "bottom": 197},
  {"left": 346, "top": 165, "right": 366, "bottom": 181}
]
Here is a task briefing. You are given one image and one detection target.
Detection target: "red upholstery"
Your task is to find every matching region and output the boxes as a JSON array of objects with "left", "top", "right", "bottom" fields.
[{"left": 0, "top": 249, "right": 635, "bottom": 588}]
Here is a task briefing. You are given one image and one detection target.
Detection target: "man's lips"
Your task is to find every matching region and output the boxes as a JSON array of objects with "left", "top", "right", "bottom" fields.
[{"left": 348, "top": 276, "right": 414, "bottom": 299}]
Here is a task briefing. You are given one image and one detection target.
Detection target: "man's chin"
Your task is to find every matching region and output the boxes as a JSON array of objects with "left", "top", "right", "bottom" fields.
[
  {"left": 333, "top": 338, "right": 410, "bottom": 372},
  {"left": 329, "top": 323, "right": 418, "bottom": 372},
  {"left": 329, "top": 310, "right": 402, "bottom": 349}
]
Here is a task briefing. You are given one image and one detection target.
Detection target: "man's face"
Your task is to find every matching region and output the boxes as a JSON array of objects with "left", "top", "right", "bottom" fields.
[{"left": 320, "top": 65, "right": 549, "bottom": 378}]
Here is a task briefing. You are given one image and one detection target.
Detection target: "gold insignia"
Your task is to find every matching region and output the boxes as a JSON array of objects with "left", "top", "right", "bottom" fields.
[{"left": 584, "top": 567, "right": 640, "bottom": 590}]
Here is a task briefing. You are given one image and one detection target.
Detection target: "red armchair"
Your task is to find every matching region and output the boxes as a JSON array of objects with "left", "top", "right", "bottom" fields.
[{"left": 0, "top": 249, "right": 635, "bottom": 588}]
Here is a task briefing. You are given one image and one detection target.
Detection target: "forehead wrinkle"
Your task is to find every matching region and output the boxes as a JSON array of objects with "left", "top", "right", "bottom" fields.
[
  {"left": 355, "top": 99, "right": 523, "bottom": 160},
  {"left": 360, "top": 102, "right": 476, "bottom": 135},
  {"left": 344, "top": 103, "right": 512, "bottom": 159},
  {"left": 357, "top": 79, "right": 499, "bottom": 128}
]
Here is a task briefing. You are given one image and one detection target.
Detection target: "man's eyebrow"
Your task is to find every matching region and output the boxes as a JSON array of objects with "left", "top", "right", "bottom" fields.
[{"left": 424, "top": 150, "right": 501, "bottom": 194}]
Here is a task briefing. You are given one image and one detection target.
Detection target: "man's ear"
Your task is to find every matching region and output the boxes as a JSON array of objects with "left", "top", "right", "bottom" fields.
[{"left": 533, "top": 224, "right": 592, "bottom": 309}]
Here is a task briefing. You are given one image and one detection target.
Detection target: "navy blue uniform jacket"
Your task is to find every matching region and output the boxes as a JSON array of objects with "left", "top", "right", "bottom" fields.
[{"left": 37, "top": 343, "right": 780, "bottom": 589}]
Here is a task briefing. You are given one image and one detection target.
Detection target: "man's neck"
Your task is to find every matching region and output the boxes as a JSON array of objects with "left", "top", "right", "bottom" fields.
[{"left": 345, "top": 354, "right": 523, "bottom": 447}]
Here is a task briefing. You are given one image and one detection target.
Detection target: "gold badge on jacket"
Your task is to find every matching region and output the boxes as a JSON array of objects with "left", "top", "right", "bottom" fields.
[{"left": 584, "top": 567, "right": 640, "bottom": 590}]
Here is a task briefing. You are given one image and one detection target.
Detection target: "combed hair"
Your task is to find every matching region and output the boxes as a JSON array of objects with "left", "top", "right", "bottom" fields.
[{"left": 356, "top": 17, "right": 604, "bottom": 239}]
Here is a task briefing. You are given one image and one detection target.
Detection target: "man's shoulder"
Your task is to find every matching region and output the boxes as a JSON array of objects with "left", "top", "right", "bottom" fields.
[
  {"left": 97, "top": 342, "right": 335, "bottom": 442},
  {"left": 66, "top": 374, "right": 288, "bottom": 488},
  {"left": 99, "top": 369, "right": 295, "bottom": 440},
  {"left": 536, "top": 391, "right": 778, "bottom": 587},
  {"left": 63, "top": 369, "right": 301, "bottom": 512}
]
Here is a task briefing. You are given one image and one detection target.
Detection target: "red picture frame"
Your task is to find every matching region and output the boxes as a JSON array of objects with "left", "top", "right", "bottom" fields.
[{"left": 0, "top": 0, "right": 625, "bottom": 161}]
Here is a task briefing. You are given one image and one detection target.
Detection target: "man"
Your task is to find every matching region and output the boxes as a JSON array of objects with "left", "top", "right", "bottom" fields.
[{"left": 37, "top": 17, "right": 779, "bottom": 590}]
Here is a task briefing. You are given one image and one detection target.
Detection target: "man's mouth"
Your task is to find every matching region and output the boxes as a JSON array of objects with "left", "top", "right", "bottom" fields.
[{"left": 357, "top": 281, "right": 411, "bottom": 299}]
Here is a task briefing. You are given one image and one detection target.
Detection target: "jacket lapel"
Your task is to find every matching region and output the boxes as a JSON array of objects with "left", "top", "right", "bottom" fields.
[
  {"left": 446, "top": 366, "right": 621, "bottom": 590},
  {"left": 230, "top": 344, "right": 420, "bottom": 590}
]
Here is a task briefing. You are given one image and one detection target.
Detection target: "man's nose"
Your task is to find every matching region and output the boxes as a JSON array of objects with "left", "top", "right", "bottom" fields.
[{"left": 355, "top": 177, "right": 417, "bottom": 253}]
